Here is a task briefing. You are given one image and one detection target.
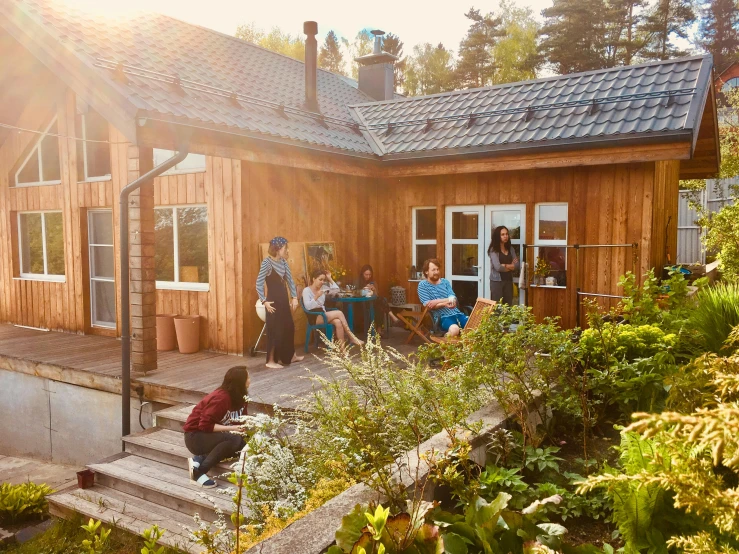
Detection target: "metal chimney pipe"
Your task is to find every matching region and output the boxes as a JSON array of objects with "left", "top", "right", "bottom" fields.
[
  {"left": 303, "top": 21, "right": 319, "bottom": 112},
  {"left": 371, "top": 29, "right": 384, "bottom": 55}
]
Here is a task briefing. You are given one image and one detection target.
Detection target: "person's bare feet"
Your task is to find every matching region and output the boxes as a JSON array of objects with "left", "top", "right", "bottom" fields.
[
  {"left": 291, "top": 354, "right": 304, "bottom": 363},
  {"left": 266, "top": 362, "right": 283, "bottom": 369}
]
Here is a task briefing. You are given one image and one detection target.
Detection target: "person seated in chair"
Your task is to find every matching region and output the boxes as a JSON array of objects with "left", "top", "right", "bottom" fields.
[
  {"left": 417, "top": 258, "right": 469, "bottom": 337},
  {"left": 302, "top": 268, "right": 363, "bottom": 346}
]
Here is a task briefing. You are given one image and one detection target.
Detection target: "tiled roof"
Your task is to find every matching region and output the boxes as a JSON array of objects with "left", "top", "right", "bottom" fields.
[
  {"left": 6, "top": 0, "right": 376, "bottom": 155},
  {"left": 350, "top": 56, "right": 712, "bottom": 159},
  {"left": 2, "top": 0, "right": 714, "bottom": 161}
]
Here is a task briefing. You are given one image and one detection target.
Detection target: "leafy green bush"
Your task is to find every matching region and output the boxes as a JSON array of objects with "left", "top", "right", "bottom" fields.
[
  {"left": 579, "top": 323, "right": 677, "bottom": 364},
  {"left": 0, "top": 481, "right": 53, "bottom": 524},
  {"left": 688, "top": 283, "right": 739, "bottom": 354}
]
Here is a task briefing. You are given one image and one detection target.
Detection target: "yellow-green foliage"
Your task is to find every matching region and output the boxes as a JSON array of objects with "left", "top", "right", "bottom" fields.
[
  {"left": 0, "top": 481, "right": 53, "bottom": 524},
  {"left": 579, "top": 323, "right": 677, "bottom": 363},
  {"left": 580, "top": 331, "right": 739, "bottom": 553}
]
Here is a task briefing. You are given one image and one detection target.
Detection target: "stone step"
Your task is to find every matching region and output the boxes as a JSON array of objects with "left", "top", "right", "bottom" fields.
[
  {"left": 123, "top": 427, "right": 233, "bottom": 475},
  {"left": 87, "top": 454, "right": 237, "bottom": 525},
  {"left": 153, "top": 403, "right": 194, "bottom": 433},
  {"left": 48, "top": 485, "right": 206, "bottom": 553}
]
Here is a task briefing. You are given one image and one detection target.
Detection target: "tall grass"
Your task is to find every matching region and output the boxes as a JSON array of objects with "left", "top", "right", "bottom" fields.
[{"left": 689, "top": 283, "right": 739, "bottom": 353}]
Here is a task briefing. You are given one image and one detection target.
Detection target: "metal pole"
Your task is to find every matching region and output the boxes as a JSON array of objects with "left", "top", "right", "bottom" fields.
[
  {"left": 574, "top": 245, "right": 580, "bottom": 327},
  {"left": 120, "top": 148, "right": 188, "bottom": 444}
]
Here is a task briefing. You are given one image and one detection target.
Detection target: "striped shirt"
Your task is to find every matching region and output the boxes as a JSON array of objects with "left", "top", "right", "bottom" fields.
[
  {"left": 256, "top": 257, "right": 297, "bottom": 302},
  {"left": 417, "top": 278, "right": 463, "bottom": 323}
]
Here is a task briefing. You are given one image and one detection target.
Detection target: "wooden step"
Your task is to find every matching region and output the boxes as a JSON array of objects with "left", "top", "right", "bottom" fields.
[
  {"left": 153, "top": 404, "right": 194, "bottom": 432},
  {"left": 49, "top": 485, "right": 205, "bottom": 553},
  {"left": 87, "top": 454, "right": 238, "bottom": 524},
  {"left": 123, "top": 427, "right": 233, "bottom": 474}
]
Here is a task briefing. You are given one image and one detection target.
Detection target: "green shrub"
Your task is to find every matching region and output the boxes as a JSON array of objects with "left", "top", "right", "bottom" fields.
[
  {"left": 0, "top": 481, "right": 53, "bottom": 524},
  {"left": 689, "top": 283, "right": 739, "bottom": 354},
  {"left": 579, "top": 322, "right": 677, "bottom": 364}
]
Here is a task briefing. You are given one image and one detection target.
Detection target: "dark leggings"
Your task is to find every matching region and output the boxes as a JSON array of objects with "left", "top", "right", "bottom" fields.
[{"left": 184, "top": 431, "right": 245, "bottom": 475}]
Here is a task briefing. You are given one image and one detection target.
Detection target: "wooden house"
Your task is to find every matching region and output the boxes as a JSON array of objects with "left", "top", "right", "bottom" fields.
[{"left": 0, "top": 0, "right": 720, "bottom": 372}]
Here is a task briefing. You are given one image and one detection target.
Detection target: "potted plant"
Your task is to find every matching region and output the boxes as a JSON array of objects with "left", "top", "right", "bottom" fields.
[
  {"left": 533, "top": 258, "right": 551, "bottom": 286},
  {"left": 328, "top": 261, "right": 350, "bottom": 288}
]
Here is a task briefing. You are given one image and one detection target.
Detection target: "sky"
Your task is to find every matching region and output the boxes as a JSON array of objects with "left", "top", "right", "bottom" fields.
[{"left": 63, "top": 0, "right": 566, "bottom": 53}]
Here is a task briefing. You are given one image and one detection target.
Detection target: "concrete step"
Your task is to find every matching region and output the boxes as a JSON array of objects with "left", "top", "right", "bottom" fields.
[
  {"left": 123, "top": 427, "right": 233, "bottom": 475},
  {"left": 49, "top": 485, "right": 205, "bottom": 553},
  {"left": 87, "top": 454, "right": 237, "bottom": 525},
  {"left": 153, "top": 404, "right": 194, "bottom": 433}
]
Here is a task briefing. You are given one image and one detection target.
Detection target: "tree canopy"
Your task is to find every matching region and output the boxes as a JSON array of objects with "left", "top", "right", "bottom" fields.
[{"left": 319, "top": 30, "right": 346, "bottom": 75}]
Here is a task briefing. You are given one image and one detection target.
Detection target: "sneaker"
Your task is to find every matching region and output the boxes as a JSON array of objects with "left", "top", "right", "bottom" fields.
[
  {"left": 188, "top": 456, "right": 205, "bottom": 481},
  {"left": 194, "top": 472, "right": 217, "bottom": 489}
]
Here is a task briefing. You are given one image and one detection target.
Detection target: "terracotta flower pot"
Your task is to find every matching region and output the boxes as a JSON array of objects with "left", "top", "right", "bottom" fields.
[
  {"left": 156, "top": 314, "right": 178, "bottom": 351},
  {"left": 77, "top": 469, "right": 95, "bottom": 489},
  {"left": 174, "top": 315, "right": 201, "bottom": 354}
]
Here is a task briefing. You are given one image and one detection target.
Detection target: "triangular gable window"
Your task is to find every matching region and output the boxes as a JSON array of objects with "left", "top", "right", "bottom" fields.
[{"left": 15, "top": 118, "right": 62, "bottom": 186}]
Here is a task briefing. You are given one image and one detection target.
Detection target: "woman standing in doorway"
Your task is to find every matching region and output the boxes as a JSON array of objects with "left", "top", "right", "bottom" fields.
[
  {"left": 256, "top": 237, "right": 304, "bottom": 369},
  {"left": 488, "top": 225, "right": 519, "bottom": 306}
]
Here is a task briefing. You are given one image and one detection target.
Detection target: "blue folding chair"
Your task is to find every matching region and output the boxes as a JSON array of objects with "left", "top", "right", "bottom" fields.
[{"left": 300, "top": 299, "right": 336, "bottom": 352}]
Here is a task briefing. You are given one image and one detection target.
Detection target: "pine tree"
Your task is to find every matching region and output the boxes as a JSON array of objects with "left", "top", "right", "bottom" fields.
[
  {"left": 455, "top": 8, "right": 505, "bottom": 88},
  {"left": 405, "top": 43, "right": 456, "bottom": 96},
  {"left": 492, "top": 0, "right": 541, "bottom": 84},
  {"left": 640, "top": 0, "right": 695, "bottom": 61},
  {"left": 697, "top": 0, "right": 739, "bottom": 72},
  {"left": 382, "top": 33, "right": 407, "bottom": 92},
  {"left": 606, "top": 0, "right": 648, "bottom": 65},
  {"left": 539, "top": 0, "right": 610, "bottom": 74},
  {"left": 318, "top": 30, "right": 345, "bottom": 75}
]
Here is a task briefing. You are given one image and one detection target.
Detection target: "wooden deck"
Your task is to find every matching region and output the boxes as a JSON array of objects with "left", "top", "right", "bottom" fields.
[{"left": 0, "top": 324, "right": 417, "bottom": 411}]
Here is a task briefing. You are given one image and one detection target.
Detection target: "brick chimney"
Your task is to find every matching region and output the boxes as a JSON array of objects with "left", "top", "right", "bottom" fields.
[{"left": 355, "top": 30, "right": 398, "bottom": 101}]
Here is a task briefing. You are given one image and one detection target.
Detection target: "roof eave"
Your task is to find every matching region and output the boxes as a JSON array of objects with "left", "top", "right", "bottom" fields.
[
  {"left": 0, "top": 2, "right": 140, "bottom": 143},
  {"left": 685, "top": 55, "right": 714, "bottom": 157},
  {"left": 378, "top": 131, "right": 694, "bottom": 163}
]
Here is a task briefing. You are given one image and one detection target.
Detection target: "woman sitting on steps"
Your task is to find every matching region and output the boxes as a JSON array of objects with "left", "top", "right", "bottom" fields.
[{"left": 183, "top": 366, "right": 250, "bottom": 488}]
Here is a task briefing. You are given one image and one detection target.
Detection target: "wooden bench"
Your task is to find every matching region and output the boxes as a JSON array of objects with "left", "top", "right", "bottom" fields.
[{"left": 398, "top": 297, "right": 497, "bottom": 344}]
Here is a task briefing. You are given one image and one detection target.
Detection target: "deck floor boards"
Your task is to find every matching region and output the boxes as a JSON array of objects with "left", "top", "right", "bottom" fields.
[{"left": 0, "top": 324, "right": 418, "bottom": 409}]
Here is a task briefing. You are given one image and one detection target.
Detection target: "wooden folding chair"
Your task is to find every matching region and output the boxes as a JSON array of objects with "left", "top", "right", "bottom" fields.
[
  {"left": 397, "top": 305, "right": 434, "bottom": 344},
  {"left": 428, "top": 297, "right": 497, "bottom": 344}
]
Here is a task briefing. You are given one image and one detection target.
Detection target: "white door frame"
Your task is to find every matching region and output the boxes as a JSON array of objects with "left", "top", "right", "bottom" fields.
[
  {"left": 483, "top": 204, "right": 526, "bottom": 303},
  {"left": 88, "top": 209, "right": 116, "bottom": 329},
  {"left": 444, "top": 205, "right": 485, "bottom": 300}
]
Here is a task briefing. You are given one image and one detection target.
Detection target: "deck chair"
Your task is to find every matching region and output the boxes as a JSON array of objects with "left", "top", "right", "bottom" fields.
[{"left": 428, "top": 297, "right": 497, "bottom": 344}]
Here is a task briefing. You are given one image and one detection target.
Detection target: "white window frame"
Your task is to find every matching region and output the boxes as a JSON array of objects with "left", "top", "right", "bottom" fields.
[
  {"left": 155, "top": 204, "right": 209, "bottom": 292},
  {"left": 412, "top": 207, "right": 437, "bottom": 268},
  {"left": 533, "top": 202, "right": 568, "bottom": 289},
  {"left": 15, "top": 118, "right": 62, "bottom": 187},
  {"left": 78, "top": 113, "right": 112, "bottom": 183},
  {"left": 153, "top": 149, "right": 206, "bottom": 176},
  {"left": 17, "top": 210, "right": 66, "bottom": 282},
  {"left": 88, "top": 209, "right": 116, "bottom": 328}
]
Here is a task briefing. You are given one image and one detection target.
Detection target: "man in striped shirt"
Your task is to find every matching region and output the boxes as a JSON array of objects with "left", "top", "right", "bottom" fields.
[{"left": 417, "top": 258, "right": 469, "bottom": 337}]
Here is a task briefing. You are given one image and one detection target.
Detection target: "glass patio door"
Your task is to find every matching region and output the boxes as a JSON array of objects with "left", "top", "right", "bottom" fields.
[
  {"left": 484, "top": 204, "right": 526, "bottom": 305},
  {"left": 88, "top": 210, "right": 116, "bottom": 328},
  {"left": 444, "top": 206, "right": 485, "bottom": 310}
]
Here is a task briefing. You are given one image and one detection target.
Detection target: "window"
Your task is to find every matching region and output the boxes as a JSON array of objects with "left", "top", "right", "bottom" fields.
[
  {"left": 153, "top": 149, "right": 206, "bottom": 175},
  {"left": 412, "top": 207, "right": 437, "bottom": 272},
  {"left": 18, "top": 211, "right": 65, "bottom": 281},
  {"left": 534, "top": 203, "right": 568, "bottom": 287},
  {"left": 15, "top": 119, "right": 61, "bottom": 186},
  {"left": 155, "top": 205, "right": 209, "bottom": 290},
  {"left": 722, "top": 77, "right": 739, "bottom": 93},
  {"left": 76, "top": 110, "right": 111, "bottom": 182}
]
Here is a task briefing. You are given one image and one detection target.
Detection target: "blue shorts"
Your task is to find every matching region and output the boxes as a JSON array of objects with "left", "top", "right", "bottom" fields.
[{"left": 439, "top": 313, "right": 469, "bottom": 332}]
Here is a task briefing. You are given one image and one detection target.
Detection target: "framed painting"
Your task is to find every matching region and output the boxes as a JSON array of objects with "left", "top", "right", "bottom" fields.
[{"left": 304, "top": 242, "right": 336, "bottom": 275}]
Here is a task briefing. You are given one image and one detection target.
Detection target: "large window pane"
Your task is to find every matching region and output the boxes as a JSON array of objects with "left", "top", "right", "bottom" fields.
[
  {"left": 91, "top": 246, "right": 114, "bottom": 279},
  {"left": 415, "top": 244, "right": 437, "bottom": 269},
  {"left": 155, "top": 209, "right": 175, "bottom": 281},
  {"left": 17, "top": 148, "right": 40, "bottom": 184},
  {"left": 450, "top": 280, "right": 478, "bottom": 312},
  {"left": 40, "top": 121, "right": 61, "bottom": 182},
  {"left": 537, "top": 246, "right": 567, "bottom": 286},
  {"left": 538, "top": 204, "right": 568, "bottom": 241},
  {"left": 44, "top": 212, "right": 65, "bottom": 275},
  {"left": 452, "top": 211, "right": 479, "bottom": 240},
  {"left": 89, "top": 211, "right": 114, "bottom": 245},
  {"left": 415, "top": 208, "right": 436, "bottom": 240},
  {"left": 93, "top": 280, "right": 116, "bottom": 326},
  {"left": 451, "top": 244, "right": 479, "bottom": 275},
  {"left": 491, "top": 210, "right": 521, "bottom": 240},
  {"left": 20, "top": 213, "right": 44, "bottom": 274},
  {"left": 178, "top": 206, "right": 208, "bottom": 283}
]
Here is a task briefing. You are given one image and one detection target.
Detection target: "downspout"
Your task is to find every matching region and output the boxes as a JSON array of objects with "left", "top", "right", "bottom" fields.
[{"left": 120, "top": 147, "right": 189, "bottom": 443}]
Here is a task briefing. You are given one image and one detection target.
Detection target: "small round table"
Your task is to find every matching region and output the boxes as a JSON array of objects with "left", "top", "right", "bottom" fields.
[{"left": 331, "top": 295, "right": 377, "bottom": 336}]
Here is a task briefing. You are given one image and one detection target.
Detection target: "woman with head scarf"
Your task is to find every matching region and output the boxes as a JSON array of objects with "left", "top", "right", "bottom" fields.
[{"left": 256, "top": 237, "right": 304, "bottom": 369}]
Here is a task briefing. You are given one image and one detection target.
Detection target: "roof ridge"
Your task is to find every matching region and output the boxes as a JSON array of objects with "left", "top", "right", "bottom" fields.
[{"left": 351, "top": 55, "right": 711, "bottom": 109}]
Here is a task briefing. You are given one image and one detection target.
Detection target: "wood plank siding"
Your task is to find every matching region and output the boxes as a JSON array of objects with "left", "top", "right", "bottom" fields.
[{"left": 0, "top": 85, "right": 683, "bottom": 354}]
